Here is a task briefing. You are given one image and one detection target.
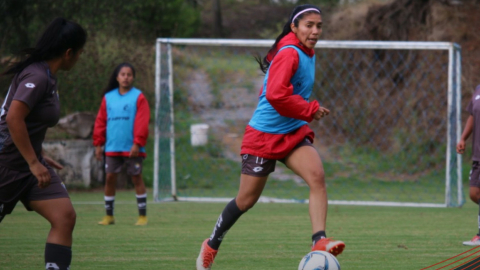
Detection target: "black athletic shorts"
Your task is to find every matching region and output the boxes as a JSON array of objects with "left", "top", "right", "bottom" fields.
[
  {"left": 241, "top": 137, "right": 314, "bottom": 177},
  {"left": 0, "top": 161, "right": 69, "bottom": 219},
  {"left": 470, "top": 161, "right": 480, "bottom": 187},
  {"left": 105, "top": 156, "right": 144, "bottom": 176}
]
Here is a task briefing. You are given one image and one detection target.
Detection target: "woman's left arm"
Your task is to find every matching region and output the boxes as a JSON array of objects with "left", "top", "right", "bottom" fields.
[{"left": 131, "top": 93, "right": 150, "bottom": 157}]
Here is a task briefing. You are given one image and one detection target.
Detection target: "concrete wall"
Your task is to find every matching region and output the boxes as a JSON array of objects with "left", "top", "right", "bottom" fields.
[{"left": 43, "top": 140, "right": 103, "bottom": 188}]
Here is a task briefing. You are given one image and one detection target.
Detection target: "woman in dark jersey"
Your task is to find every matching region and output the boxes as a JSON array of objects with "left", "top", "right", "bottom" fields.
[
  {"left": 196, "top": 5, "right": 344, "bottom": 270},
  {"left": 0, "top": 18, "right": 86, "bottom": 270},
  {"left": 458, "top": 85, "right": 480, "bottom": 246}
]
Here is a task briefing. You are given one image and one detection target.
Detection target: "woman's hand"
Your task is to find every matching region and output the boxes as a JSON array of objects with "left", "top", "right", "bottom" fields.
[
  {"left": 130, "top": 144, "right": 139, "bottom": 158},
  {"left": 29, "top": 159, "right": 51, "bottom": 188},
  {"left": 43, "top": 155, "right": 63, "bottom": 170},
  {"left": 457, "top": 139, "right": 466, "bottom": 154},
  {"left": 95, "top": 146, "right": 103, "bottom": 161},
  {"left": 313, "top": 106, "right": 330, "bottom": 120}
]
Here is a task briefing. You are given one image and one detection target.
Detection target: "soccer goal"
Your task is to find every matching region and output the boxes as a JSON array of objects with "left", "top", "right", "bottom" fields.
[{"left": 153, "top": 38, "right": 463, "bottom": 208}]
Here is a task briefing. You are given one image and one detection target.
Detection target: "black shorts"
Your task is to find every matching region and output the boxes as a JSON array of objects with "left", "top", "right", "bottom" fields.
[
  {"left": 470, "top": 161, "right": 480, "bottom": 187},
  {"left": 105, "top": 156, "right": 144, "bottom": 176},
  {"left": 0, "top": 162, "right": 69, "bottom": 218},
  {"left": 241, "top": 138, "right": 313, "bottom": 177}
]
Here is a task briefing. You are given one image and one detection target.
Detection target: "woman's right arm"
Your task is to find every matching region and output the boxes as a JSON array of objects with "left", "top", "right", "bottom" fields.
[
  {"left": 6, "top": 100, "right": 51, "bottom": 188},
  {"left": 93, "top": 97, "right": 107, "bottom": 160},
  {"left": 457, "top": 115, "right": 474, "bottom": 154},
  {"left": 265, "top": 49, "right": 320, "bottom": 122}
]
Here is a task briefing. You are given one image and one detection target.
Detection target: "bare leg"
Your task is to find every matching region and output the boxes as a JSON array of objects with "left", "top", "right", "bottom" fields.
[
  {"left": 208, "top": 174, "right": 268, "bottom": 250},
  {"left": 235, "top": 174, "right": 269, "bottom": 211},
  {"left": 131, "top": 174, "right": 146, "bottom": 195},
  {"left": 29, "top": 198, "right": 76, "bottom": 246},
  {"left": 104, "top": 173, "right": 117, "bottom": 196},
  {"left": 101, "top": 173, "right": 117, "bottom": 221},
  {"left": 30, "top": 198, "right": 75, "bottom": 269},
  {"left": 131, "top": 174, "right": 147, "bottom": 221},
  {"left": 285, "top": 146, "right": 327, "bottom": 233},
  {"left": 470, "top": 187, "right": 480, "bottom": 204}
]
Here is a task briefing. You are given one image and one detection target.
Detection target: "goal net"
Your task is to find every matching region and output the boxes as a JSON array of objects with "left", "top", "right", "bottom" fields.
[{"left": 154, "top": 38, "right": 463, "bottom": 207}]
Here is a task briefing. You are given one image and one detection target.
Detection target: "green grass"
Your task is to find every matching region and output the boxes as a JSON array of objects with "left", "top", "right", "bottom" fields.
[{"left": 0, "top": 189, "right": 478, "bottom": 269}]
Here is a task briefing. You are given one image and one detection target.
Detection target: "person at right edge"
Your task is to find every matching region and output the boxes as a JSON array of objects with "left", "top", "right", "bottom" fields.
[
  {"left": 458, "top": 84, "right": 480, "bottom": 246},
  {"left": 196, "top": 4, "right": 345, "bottom": 270}
]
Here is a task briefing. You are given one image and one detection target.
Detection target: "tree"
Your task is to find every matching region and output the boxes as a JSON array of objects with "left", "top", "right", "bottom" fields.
[{"left": 213, "top": 0, "right": 224, "bottom": 37}]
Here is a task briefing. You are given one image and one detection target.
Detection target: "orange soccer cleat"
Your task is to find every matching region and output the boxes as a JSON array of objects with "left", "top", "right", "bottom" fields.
[
  {"left": 196, "top": 239, "right": 218, "bottom": 270},
  {"left": 312, "top": 238, "right": 345, "bottom": 256}
]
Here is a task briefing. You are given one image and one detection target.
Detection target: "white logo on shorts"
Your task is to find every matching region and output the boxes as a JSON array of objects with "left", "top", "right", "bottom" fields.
[
  {"left": 25, "top": 83, "right": 35, "bottom": 88},
  {"left": 135, "top": 163, "right": 140, "bottom": 169},
  {"left": 476, "top": 95, "right": 480, "bottom": 100},
  {"left": 243, "top": 154, "right": 248, "bottom": 160},
  {"left": 253, "top": 166, "right": 263, "bottom": 172}
]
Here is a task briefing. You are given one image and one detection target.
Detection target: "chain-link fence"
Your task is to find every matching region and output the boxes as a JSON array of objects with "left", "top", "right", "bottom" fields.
[{"left": 154, "top": 39, "right": 463, "bottom": 207}]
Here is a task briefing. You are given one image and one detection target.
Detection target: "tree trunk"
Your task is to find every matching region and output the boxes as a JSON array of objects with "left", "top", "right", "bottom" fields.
[{"left": 213, "top": 0, "right": 223, "bottom": 37}]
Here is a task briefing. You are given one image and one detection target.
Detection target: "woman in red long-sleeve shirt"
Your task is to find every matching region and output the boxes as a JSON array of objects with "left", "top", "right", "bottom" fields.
[
  {"left": 196, "top": 4, "right": 344, "bottom": 270},
  {"left": 93, "top": 63, "right": 150, "bottom": 226}
]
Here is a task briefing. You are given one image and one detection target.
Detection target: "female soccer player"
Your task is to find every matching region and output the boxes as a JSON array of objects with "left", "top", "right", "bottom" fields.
[
  {"left": 0, "top": 18, "right": 86, "bottom": 270},
  {"left": 196, "top": 4, "right": 345, "bottom": 270},
  {"left": 93, "top": 62, "right": 150, "bottom": 226},
  {"left": 457, "top": 84, "right": 480, "bottom": 246}
]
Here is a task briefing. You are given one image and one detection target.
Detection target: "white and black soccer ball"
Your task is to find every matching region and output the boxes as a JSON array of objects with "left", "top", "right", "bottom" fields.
[{"left": 298, "top": 251, "right": 341, "bottom": 270}]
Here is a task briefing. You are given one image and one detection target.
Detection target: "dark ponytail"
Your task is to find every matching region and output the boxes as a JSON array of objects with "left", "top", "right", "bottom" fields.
[
  {"left": 256, "top": 4, "right": 321, "bottom": 73},
  {"left": 103, "top": 62, "right": 136, "bottom": 96},
  {"left": 1, "top": 17, "right": 87, "bottom": 76}
]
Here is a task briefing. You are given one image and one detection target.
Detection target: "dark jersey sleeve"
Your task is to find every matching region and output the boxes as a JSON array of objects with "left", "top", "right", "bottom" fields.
[{"left": 12, "top": 72, "right": 49, "bottom": 110}]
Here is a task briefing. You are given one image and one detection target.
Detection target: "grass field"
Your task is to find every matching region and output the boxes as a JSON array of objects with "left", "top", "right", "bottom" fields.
[{"left": 0, "top": 189, "right": 477, "bottom": 270}]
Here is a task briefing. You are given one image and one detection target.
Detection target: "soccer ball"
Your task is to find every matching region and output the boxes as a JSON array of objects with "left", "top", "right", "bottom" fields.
[{"left": 298, "top": 251, "right": 341, "bottom": 270}]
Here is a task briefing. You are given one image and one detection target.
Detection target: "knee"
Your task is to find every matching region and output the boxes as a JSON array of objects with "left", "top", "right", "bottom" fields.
[
  {"left": 236, "top": 197, "right": 257, "bottom": 212},
  {"left": 470, "top": 193, "right": 480, "bottom": 204},
  {"left": 470, "top": 188, "right": 480, "bottom": 204},
  {"left": 105, "top": 174, "right": 116, "bottom": 184},
  {"left": 131, "top": 175, "right": 143, "bottom": 185},
  {"left": 64, "top": 208, "right": 76, "bottom": 231},
  {"left": 53, "top": 208, "right": 76, "bottom": 232},
  {"left": 307, "top": 170, "right": 326, "bottom": 190}
]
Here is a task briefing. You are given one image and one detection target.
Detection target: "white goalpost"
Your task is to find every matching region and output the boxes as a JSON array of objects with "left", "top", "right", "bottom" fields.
[{"left": 154, "top": 38, "right": 463, "bottom": 208}]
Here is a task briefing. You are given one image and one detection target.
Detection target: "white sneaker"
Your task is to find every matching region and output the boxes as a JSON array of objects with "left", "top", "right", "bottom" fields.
[{"left": 463, "top": 235, "right": 480, "bottom": 246}]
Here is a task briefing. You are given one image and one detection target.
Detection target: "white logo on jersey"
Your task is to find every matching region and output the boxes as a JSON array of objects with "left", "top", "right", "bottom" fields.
[
  {"left": 476, "top": 95, "right": 480, "bottom": 100},
  {"left": 25, "top": 83, "right": 35, "bottom": 88},
  {"left": 253, "top": 166, "right": 263, "bottom": 172}
]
